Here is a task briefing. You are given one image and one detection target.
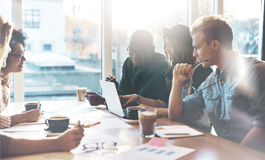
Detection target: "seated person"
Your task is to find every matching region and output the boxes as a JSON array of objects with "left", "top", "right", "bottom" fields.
[
  {"left": 88, "top": 30, "right": 168, "bottom": 106},
  {"left": 0, "top": 28, "right": 42, "bottom": 129},
  {"left": 169, "top": 15, "right": 265, "bottom": 152},
  {"left": 1, "top": 125, "right": 84, "bottom": 157},
  {"left": 0, "top": 16, "right": 84, "bottom": 158},
  {"left": 120, "top": 25, "right": 212, "bottom": 132}
]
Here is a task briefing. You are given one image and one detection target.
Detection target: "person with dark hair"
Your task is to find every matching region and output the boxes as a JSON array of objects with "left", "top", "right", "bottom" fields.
[
  {"left": 0, "top": 29, "right": 42, "bottom": 129},
  {"left": 89, "top": 30, "right": 168, "bottom": 106},
  {"left": 169, "top": 15, "right": 265, "bottom": 152},
  {"left": 120, "top": 25, "right": 212, "bottom": 131},
  {"left": 0, "top": 17, "right": 84, "bottom": 157}
]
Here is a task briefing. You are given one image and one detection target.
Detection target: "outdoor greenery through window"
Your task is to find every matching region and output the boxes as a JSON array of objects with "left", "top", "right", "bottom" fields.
[{"left": 224, "top": 0, "right": 261, "bottom": 59}]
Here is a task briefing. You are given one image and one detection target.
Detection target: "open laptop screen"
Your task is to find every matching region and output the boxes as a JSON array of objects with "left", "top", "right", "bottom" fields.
[{"left": 99, "top": 80, "right": 125, "bottom": 117}]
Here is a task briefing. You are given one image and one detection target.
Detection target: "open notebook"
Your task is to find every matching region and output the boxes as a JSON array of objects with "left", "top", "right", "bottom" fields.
[{"left": 155, "top": 125, "right": 204, "bottom": 138}]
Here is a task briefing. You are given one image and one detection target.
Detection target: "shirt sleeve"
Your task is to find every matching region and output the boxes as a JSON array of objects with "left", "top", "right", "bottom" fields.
[
  {"left": 0, "top": 132, "right": 11, "bottom": 157},
  {"left": 0, "top": 115, "right": 11, "bottom": 129},
  {"left": 248, "top": 63, "right": 265, "bottom": 128},
  {"left": 118, "top": 59, "right": 129, "bottom": 95},
  {"left": 182, "top": 86, "right": 206, "bottom": 120}
]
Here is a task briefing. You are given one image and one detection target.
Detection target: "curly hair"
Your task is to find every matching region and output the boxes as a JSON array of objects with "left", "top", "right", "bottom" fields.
[{"left": 9, "top": 29, "right": 28, "bottom": 50}]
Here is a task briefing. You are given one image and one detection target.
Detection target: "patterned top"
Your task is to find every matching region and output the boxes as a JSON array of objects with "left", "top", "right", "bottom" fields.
[{"left": 0, "top": 73, "right": 12, "bottom": 129}]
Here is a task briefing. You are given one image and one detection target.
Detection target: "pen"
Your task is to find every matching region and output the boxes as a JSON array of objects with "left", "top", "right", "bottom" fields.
[
  {"left": 78, "top": 120, "right": 82, "bottom": 129},
  {"left": 165, "top": 133, "right": 190, "bottom": 135}
]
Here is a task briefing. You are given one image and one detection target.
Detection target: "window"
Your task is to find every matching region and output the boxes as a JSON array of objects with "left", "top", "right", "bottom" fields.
[
  {"left": 23, "top": 10, "right": 40, "bottom": 28},
  {"left": 223, "top": 0, "right": 261, "bottom": 59},
  {"left": 89, "top": 54, "right": 98, "bottom": 59},
  {"left": 26, "top": 44, "right": 31, "bottom": 51},
  {"left": 43, "top": 44, "right": 52, "bottom": 51},
  {"left": 112, "top": 0, "right": 188, "bottom": 81},
  {"left": 22, "top": 0, "right": 101, "bottom": 102},
  {"left": 198, "top": 0, "right": 213, "bottom": 17},
  {"left": 88, "top": 25, "right": 98, "bottom": 43}
]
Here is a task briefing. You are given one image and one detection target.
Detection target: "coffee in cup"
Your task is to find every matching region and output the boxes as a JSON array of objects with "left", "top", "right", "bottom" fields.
[
  {"left": 24, "top": 102, "right": 41, "bottom": 111},
  {"left": 126, "top": 106, "right": 145, "bottom": 120},
  {"left": 45, "top": 116, "right": 69, "bottom": 133},
  {"left": 77, "top": 87, "right": 87, "bottom": 103},
  {"left": 138, "top": 109, "right": 157, "bottom": 138}
]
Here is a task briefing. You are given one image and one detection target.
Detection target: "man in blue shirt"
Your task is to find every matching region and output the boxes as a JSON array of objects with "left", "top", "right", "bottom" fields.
[{"left": 168, "top": 15, "right": 265, "bottom": 152}]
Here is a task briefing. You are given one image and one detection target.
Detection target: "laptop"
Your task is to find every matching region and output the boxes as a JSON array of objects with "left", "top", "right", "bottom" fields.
[{"left": 99, "top": 80, "right": 127, "bottom": 117}]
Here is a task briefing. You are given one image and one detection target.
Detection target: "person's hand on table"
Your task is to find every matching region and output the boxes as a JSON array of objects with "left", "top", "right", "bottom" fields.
[
  {"left": 56, "top": 125, "right": 84, "bottom": 151},
  {"left": 85, "top": 92, "right": 105, "bottom": 106},
  {"left": 11, "top": 109, "right": 43, "bottom": 125},
  {"left": 23, "top": 109, "right": 43, "bottom": 122}
]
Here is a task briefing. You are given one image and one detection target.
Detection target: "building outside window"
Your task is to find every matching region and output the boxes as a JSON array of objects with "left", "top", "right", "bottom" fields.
[
  {"left": 26, "top": 44, "right": 31, "bottom": 51},
  {"left": 23, "top": 10, "right": 40, "bottom": 28},
  {"left": 43, "top": 44, "right": 52, "bottom": 51},
  {"left": 88, "top": 25, "right": 98, "bottom": 43}
]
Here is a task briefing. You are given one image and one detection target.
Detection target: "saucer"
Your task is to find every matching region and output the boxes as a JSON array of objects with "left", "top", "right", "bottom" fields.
[
  {"left": 121, "top": 116, "right": 139, "bottom": 124},
  {"left": 43, "top": 128, "right": 69, "bottom": 137}
]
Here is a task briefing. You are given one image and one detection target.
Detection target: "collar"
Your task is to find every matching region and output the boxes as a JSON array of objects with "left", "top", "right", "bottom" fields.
[{"left": 211, "top": 52, "right": 240, "bottom": 77}]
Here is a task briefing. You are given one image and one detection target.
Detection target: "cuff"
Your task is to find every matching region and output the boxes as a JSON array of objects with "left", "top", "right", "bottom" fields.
[
  {"left": 252, "top": 118, "right": 265, "bottom": 128},
  {"left": 0, "top": 116, "right": 11, "bottom": 129}
]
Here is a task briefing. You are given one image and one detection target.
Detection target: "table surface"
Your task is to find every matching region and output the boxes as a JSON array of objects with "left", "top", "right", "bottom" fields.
[{"left": 1, "top": 100, "right": 265, "bottom": 160}]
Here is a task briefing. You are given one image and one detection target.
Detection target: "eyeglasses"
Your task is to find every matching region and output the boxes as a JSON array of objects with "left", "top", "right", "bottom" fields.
[
  {"left": 184, "top": 60, "right": 209, "bottom": 89},
  {"left": 127, "top": 47, "right": 146, "bottom": 56},
  {"left": 83, "top": 141, "right": 117, "bottom": 153},
  {"left": 9, "top": 53, "right": 24, "bottom": 61}
]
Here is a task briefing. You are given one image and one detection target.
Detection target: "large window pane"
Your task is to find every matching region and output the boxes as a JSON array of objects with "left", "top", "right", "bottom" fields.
[
  {"left": 22, "top": 0, "right": 101, "bottom": 101},
  {"left": 223, "top": 0, "right": 261, "bottom": 59},
  {"left": 198, "top": 0, "right": 213, "bottom": 17},
  {"left": 112, "top": 0, "right": 188, "bottom": 82}
]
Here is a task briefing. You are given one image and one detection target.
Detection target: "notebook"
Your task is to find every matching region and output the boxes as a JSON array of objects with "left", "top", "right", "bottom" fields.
[{"left": 155, "top": 125, "right": 204, "bottom": 138}]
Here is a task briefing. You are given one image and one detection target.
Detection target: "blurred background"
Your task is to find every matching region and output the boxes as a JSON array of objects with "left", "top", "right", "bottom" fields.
[{"left": 0, "top": 0, "right": 262, "bottom": 102}]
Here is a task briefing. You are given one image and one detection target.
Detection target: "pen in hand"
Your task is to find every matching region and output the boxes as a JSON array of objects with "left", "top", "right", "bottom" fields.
[{"left": 78, "top": 120, "right": 82, "bottom": 129}]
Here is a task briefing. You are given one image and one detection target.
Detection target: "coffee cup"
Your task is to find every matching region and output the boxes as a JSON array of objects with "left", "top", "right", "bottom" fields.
[
  {"left": 77, "top": 87, "right": 87, "bottom": 103},
  {"left": 126, "top": 106, "right": 145, "bottom": 120},
  {"left": 85, "top": 92, "right": 105, "bottom": 106},
  {"left": 138, "top": 109, "right": 157, "bottom": 138},
  {"left": 24, "top": 102, "right": 41, "bottom": 111},
  {"left": 45, "top": 116, "right": 69, "bottom": 133}
]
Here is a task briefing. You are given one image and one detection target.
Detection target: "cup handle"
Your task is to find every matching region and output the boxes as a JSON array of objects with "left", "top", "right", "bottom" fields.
[{"left": 45, "top": 119, "right": 49, "bottom": 127}]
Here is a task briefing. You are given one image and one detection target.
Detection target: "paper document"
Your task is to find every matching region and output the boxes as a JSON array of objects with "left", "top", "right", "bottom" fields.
[
  {"left": 1, "top": 124, "right": 47, "bottom": 132},
  {"left": 110, "top": 144, "right": 195, "bottom": 160},
  {"left": 87, "top": 118, "right": 132, "bottom": 129},
  {"left": 155, "top": 125, "right": 203, "bottom": 138},
  {"left": 71, "top": 133, "right": 131, "bottom": 155}
]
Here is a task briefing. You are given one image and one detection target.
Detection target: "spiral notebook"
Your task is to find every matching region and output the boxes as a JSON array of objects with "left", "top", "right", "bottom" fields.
[{"left": 155, "top": 125, "right": 204, "bottom": 138}]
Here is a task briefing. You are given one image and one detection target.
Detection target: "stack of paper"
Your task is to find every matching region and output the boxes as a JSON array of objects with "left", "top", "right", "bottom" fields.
[{"left": 155, "top": 125, "right": 203, "bottom": 138}]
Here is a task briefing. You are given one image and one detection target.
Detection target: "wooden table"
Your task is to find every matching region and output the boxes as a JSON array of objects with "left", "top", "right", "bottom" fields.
[{"left": 2, "top": 100, "right": 265, "bottom": 160}]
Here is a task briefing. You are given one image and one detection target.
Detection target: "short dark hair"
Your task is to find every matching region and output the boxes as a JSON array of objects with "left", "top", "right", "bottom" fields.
[
  {"left": 9, "top": 29, "right": 28, "bottom": 50},
  {"left": 191, "top": 15, "right": 233, "bottom": 50}
]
